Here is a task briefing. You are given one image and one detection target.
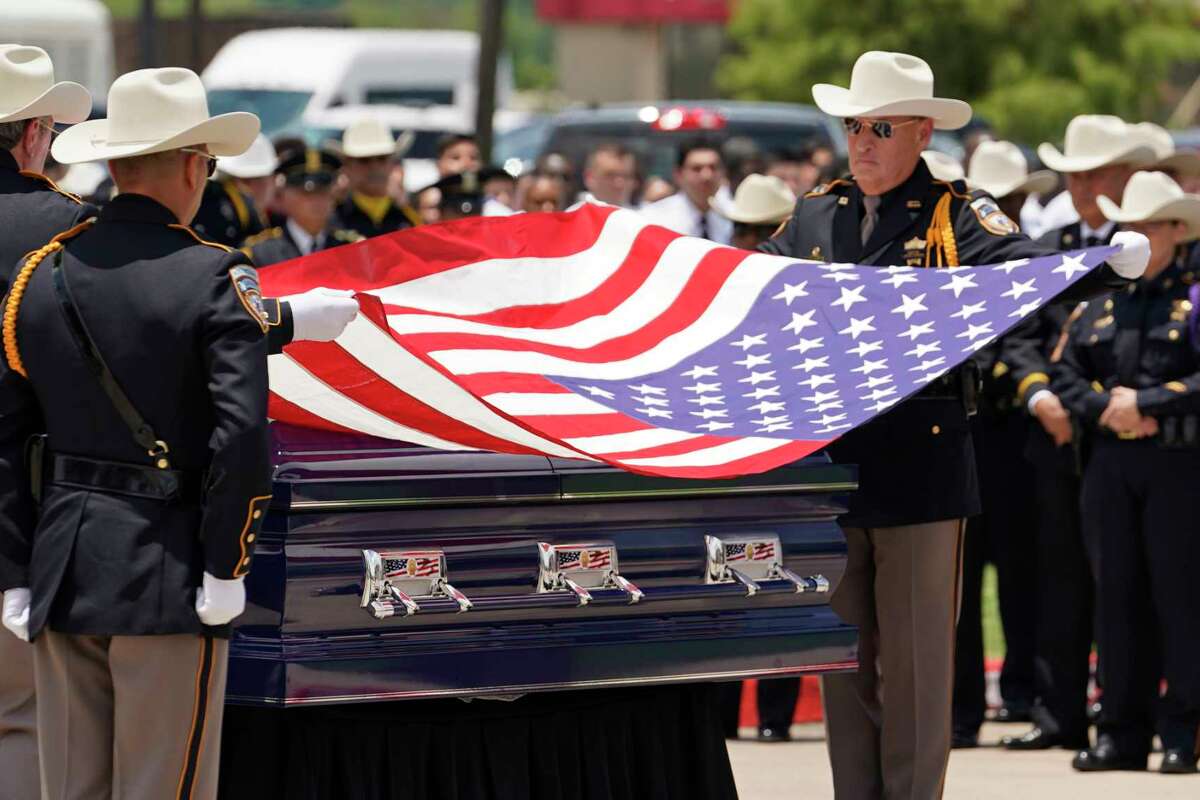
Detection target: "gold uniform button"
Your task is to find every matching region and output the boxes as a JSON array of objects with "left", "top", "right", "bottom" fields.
[
  {"left": 241, "top": 557, "right": 251, "bottom": 567},
  {"left": 246, "top": 534, "right": 256, "bottom": 543},
  {"left": 252, "top": 509, "right": 262, "bottom": 520},
  {"left": 931, "top": 425, "right": 941, "bottom": 435},
  {"left": 1169, "top": 329, "right": 1181, "bottom": 341}
]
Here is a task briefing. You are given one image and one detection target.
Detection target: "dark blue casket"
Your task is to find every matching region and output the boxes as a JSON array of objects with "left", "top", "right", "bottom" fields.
[{"left": 226, "top": 424, "right": 858, "bottom": 706}]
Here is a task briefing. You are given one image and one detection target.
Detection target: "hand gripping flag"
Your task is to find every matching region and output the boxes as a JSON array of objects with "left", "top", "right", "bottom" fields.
[{"left": 259, "top": 203, "right": 1114, "bottom": 479}]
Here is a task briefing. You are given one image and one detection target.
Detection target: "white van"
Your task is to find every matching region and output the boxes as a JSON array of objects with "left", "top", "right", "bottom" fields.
[
  {"left": 202, "top": 28, "right": 515, "bottom": 137},
  {"left": 1, "top": 0, "right": 114, "bottom": 101}
]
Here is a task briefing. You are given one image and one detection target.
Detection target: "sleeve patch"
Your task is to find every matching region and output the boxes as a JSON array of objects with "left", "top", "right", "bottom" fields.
[
  {"left": 229, "top": 265, "right": 269, "bottom": 333},
  {"left": 969, "top": 196, "right": 1020, "bottom": 236}
]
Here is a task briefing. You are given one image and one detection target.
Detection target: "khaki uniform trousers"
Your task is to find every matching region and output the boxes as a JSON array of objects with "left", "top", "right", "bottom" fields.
[
  {"left": 0, "top": 621, "right": 39, "bottom": 800},
  {"left": 33, "top": 630, "right": 229, "bottom": 800},
  {"left": 821, "top": 520, "right": 965, "bottom": 800}
]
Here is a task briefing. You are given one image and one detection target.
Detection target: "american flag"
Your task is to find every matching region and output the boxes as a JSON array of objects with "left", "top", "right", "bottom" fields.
[
  {"left": 259, "top": 204, "right": 1114, "bottom": 479},
  {"left": 726, "top": 540, "right": 776, "bottom": 563},
  {"left": 385, "top": 556, "right": 440, "bottom": 579},
  {"left": 557, "top": 547, "right": 613, "bottom": 572}
]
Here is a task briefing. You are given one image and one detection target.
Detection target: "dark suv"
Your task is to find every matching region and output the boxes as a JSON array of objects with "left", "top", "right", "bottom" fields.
[{"left": 495, "top": 100, "right": 848, "bottom": 181}]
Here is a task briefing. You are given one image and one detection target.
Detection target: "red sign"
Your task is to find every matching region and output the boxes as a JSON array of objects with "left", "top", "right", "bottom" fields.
[{"left": 536, "top": 0, "right": 729, "bottom": 23}]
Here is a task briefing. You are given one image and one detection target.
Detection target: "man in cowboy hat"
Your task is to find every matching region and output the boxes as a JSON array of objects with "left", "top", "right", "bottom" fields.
[
  {"left": 951, "top": 141, "right": 1060, "bottom": 748},
  {"left": 335, "top": 117, "right": 420, "bottom": 238},
  {"left": 715, "top": 172, "right": 797, "bottom": 251},
  {"left": 0, "top": 42, "right": 94, "bottom": 800},
  {"left": 999, "top": 114, "right": 1157, "bottom": 754},
  {"left": 243, "top": 146, "right": 364, "bottom": 267},
  {"left": 759, "top": 51, "right": 1151, "bottom": 799},
  {"left": 191, "top": 132, "right": 276, "bottom": 248},
  {"left": 0, "top": 66, "right": 271, "bottom": 800},
  {"left": 1052, "top": 170, "right": 1200, "bottom": 774}
]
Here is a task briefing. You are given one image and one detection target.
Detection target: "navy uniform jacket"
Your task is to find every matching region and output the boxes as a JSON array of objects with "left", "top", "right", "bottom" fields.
[
  {"left": 1053, "top": 252, "right": 1200, "bottom": 438},
  {"left": 0, "top": 149, "right": 96, "bottom": 286},
  {"left": 335, "top": 194, "right": 418, "bottom": 240},
  {"left": 191, "top": 178, "right": 266, "bottom": 248},
  {"left": 0, "top": 194, "right": 272, "bottom": 638},
  {"left": 242, "top": 223, "right": 364, "bottom": 267},
  {"left": 759, "top": 160, "right": 1131, "bottom": 527}
]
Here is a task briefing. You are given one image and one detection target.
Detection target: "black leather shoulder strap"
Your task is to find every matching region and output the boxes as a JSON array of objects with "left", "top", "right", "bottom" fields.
[{"left": 50, "top": 251, "right": 171, "bottom": 468}]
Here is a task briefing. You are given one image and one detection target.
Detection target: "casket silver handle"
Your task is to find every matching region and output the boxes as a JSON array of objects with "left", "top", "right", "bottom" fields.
[{"left": 779, "top": 568, "right": 830, "bottom": 594}]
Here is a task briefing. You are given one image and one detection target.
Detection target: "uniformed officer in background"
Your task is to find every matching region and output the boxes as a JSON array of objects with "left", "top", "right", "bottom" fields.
[
  {"left": 999, "top": 115, "right": 1156, "bottom": 752},
  {"left": 191, "top": 132, "right": 277, "bottom": 247},
  {"left": 0, "top": 42, "right": 93, "bottom": 800},
  {"left": 1053, "top": 171, "right": 1200, "bottom": 775},
  {"left": 242, "top": 146, "right": 364, "bottom": 266},
  {"left": 335, "top": 117, "right": 420, "bottom": 238},
  {"left": 422, "top": 169, "right": 487, "bottom": 222},
  {"left": 759, "top": 51, "right": 1150, "bottom": 799},
  {"left": 0, "top": 66, "right": 272, "bottom": 800},
  {"left": 950, "top": 141, "right": 1061, "bottom": 747}
]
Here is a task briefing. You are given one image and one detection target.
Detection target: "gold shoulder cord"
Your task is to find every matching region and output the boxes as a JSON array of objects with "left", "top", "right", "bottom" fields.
[
  {"left": 3, "top": 219, "right": 96, "bottom": 378},
  {"left": 924, "top": 193, "right": 959, "bottom": 267}
]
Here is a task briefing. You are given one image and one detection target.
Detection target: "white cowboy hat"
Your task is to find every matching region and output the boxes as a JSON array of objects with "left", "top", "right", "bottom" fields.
[
  {"left": 811, "top": 51, "right": 973, "bottom": 131},
  {"left": 1129, "top": 121, "right": 1200, "bottom": 178},
  {"left": 340, "top": 117, "right": 414, "bottom": 159},
  {"left": 711, "top": 174, "right": 796, "bottom": 224},
  {"left": 217, "top": 133, "right": 278, "bottom": 179},
  {"left": 921, "top": 150, "right": 964, "bottom": 182},
  {"left": 1037, "top": 115, "right": 1157, "bottom": 173},
  {"left": 1097, "top": 170, "right": 1200, "bottom": 241},
  {"left": 52, "top": 68, "right": 259, "bottom": 165},
  {"left": 0, "top": 44, "right": 91, "bottom": 124},
  {"left": 966, "top": 140, "right": 1057, "bottom": 198}
]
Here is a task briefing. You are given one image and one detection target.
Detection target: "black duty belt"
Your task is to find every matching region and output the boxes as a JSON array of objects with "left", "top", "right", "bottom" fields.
[
  {"left": 48, "top": 452, "right": 200, "bottom": 502},
  {"left": 1095, "top": 415, "right": 1200, "bottom": 450}
]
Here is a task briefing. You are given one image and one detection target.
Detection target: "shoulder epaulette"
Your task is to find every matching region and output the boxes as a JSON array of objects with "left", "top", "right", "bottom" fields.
[
  {"left": 242, "top": 227, "right": 282, "bottom": 248},
  {"left": 333, "top": 229, "right": 365, "bottom": 243},
  {"left": 931, "top": 179, "right": 972, "bottom": 201},
  {"left": 18, "top": 170, "right": 83, "bottom": 204},
  {"left": 804, "top": 178, "right": 852, "bottom": 199},
  {"left": 168, "top": 223, "right": 233, "bottom": 252}
]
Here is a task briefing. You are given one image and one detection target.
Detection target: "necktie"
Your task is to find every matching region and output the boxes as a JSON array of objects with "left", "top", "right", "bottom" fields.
[
  {"left": 699, "top": 211, "right": 710, "bottom": 241},
  {"left": 861, "top": 195, "right": 881, "bottom": 246}
]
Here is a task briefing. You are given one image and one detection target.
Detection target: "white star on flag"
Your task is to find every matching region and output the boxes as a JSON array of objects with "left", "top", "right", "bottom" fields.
[
  {"left": 782, "top": 310, "right": 818, "bottom": 335},
  {"left": 772, "top": 281, "right": 810, "bottom": 305},
  {"left": 839, "top": 316, "right": 877, "bottom": 339},
  {"left": 952, "top": 301, "right": 987, "bottom": 320},
  {"left": 797, "top": 374, "right": 836, "bottom": 389},
  {"left": 580, "top": 385, "right": 615, "bottom": 400},
  {"left": 730, "top": 333, "right": 767, "bottom": 350},
  {"left": 940, "top": 270, "right": 978, "bottom": 298},
  {"left": 639, "top": 407, "right": 672, "bottom": 418},
  {"left": 787, "top": 337, "right": 824, "bottom": 353},
  {"left": 628, "top": 384, "right": 666, "bottom": 395},
  {"left": 857, "top": 375, "right": 893, "bottom": 389},
  {"left": 847, "top": 340, "right": 884, "bottom": 357},
  {"left": 891, "top": 293, "right": 929, "bottom": 319},
  {"left": 850, "top": 358, "right": 888, "bottom": 375},
  {"left": 734, "top": 353, "right": 772, "bottom": 369},
  {"left": 899, "top": 321, "right": 935, "bottom": 340},
  {"left": 794, "top": 356, "right": 830, "bottom": 372},
  {"left": 683, "top": 381, "right": 721, "bottom": 393},
  {"left": 1009, "top": 299, "right": 1044, "bottom": 318},
  {"left": 994, "top": 258, "right": 1030, "bottom": 274},
  {"left": 742, "top": 386, "right": 781, "bottom": 400},
  {"left": 687, "top": 395, "right": 725, "bottom": 406},
  {"left": 832, "top": 285, "right": 868, "bottom": 312},
  {"left": 1052, "top": 254, "right": 1090, "bottom": 280},
  {"left": 905, "top": 342, "right": 942, "bottom": 358},
  {"left": 680, "top": 365, "right": 718, "bottom": 379},
  {"left": 1002, "top": 278, "right": 1038, "bottom": 301},
  {"left": 957, "top": 322, "right": 994, "bottom": 341}
]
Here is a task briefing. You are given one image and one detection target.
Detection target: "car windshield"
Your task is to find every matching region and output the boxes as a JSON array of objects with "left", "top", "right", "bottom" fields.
[
  {"left": 208, "top": 89, "right": 313, "bottom": 137},
  {"left": 542, "top": 120, "right": 836, "bottom": 180}
]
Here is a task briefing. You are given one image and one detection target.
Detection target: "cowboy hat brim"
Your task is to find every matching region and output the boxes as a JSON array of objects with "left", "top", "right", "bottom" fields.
[
  {"left": 811, "top": 84, "right": 973, "bottom": 130},
  {"left": 1097, "top": 193, "right": 1200, "bottom": 241},
  {"left": 52, "top": 111, "right": 260, "bottom": 165},
  {"left": 709, "top": 191, "right": 794, "bottom": 225},
  {"left": 1036, "top": 142, "right": 1158, "bottom": 174},
  {"left": 0, "top": 80, "right": 91, "bottom": 125},
  {"left": 339, "top": 130, "right": 416, "bottom": 160},
  {"left": 1158, "top": 150, "right": 1200, "bottom": 177},
  {"left": 967, "top": 169, "right": 1058, "bottom": 200}
]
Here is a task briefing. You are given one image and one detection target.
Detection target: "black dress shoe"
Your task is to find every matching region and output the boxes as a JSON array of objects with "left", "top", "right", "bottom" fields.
[
  {"left": 1160, "top": 749, "right": 1199, "bottom": 774},
  {"left": 951, "top": 729, "right": 979, "bottom": 749},
  {"left": 1002, "top": 727, "right": 1080, "bottom": 751},
  {"left": 1072, "top": 739, "right": 1147, "bottom": 772},
  {"left": 757, "top": 726, "right": 789, "bottom": 742},
  {"left": 993, "top": 704, "right": 1032, "bottom": 724}
]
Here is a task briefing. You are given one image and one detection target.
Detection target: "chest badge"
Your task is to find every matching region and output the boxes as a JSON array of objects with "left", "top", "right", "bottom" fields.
[
  {"left": 810, "top": 246, "right": 823, "bottom": 260},
  {"left": 904, "top": 236, "right": 927, "bottom": 266}
]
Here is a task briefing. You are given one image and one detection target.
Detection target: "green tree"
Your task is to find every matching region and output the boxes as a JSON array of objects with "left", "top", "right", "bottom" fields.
[{"left": 718, "top": 0, "right": 1200, "bottom": 145}]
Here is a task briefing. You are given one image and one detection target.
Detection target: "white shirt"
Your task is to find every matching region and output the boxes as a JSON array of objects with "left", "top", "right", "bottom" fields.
[
  {"left": 287, "top": 218, "right": 325, "bottom": 256},
  {"left": 1022, "top": 191, "right": 1079, "bottom": 240},
  {"left": 639, "top": 191, "right": 733, "bottom": 245}
]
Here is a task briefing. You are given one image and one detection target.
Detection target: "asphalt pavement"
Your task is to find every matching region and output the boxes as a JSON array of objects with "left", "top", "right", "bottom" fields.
[{"left": 729, "top": 722, "right": 1199, "bottom": 799}]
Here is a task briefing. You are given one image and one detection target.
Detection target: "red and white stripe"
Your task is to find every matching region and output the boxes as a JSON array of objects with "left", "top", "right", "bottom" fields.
[{"left": 259, "top": 204, "right": 823, "bottom": 478}]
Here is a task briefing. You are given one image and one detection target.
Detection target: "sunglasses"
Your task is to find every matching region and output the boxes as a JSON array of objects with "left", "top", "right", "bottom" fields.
[
  {"left": 181, "top": 148, "right": 218, "bottom": 178},
  {"left": 842, "top": 117, "right": 922, "bottom": 139}
]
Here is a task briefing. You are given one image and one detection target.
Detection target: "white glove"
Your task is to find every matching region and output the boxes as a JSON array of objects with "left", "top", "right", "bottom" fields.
[
  {"left": 194, "top": 573, "right": 246, "bottom": 626},
  {"left": 287, "top": 287, "right": 359, "bottom": 342},
  {"left": 1107, "top": 230, "right": 1151, "bottom": 279},
  {"left": 2, "top": 588, "right": 31, "bottom": 642}
]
